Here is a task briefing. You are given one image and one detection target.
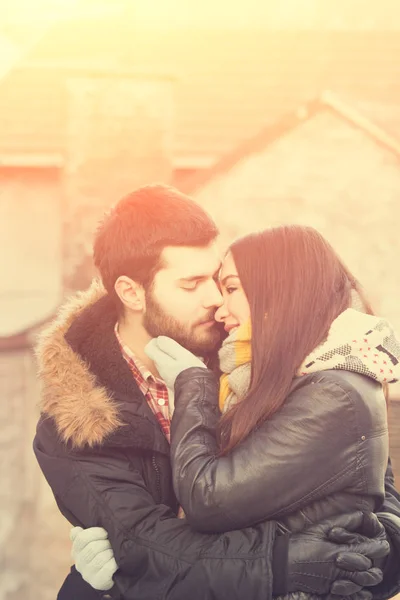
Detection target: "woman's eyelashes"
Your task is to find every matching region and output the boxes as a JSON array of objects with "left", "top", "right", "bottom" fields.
[{"left": 226, "top": 286, "right": 237, "bottom": 295}]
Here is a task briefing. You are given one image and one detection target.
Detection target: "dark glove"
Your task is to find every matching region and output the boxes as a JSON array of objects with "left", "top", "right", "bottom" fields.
[
  {"left": 328, "top": 511, "right": 389, "bottom": 574},
  {"left": 278, "top": 512, "right": 389, "bottom": 597}
]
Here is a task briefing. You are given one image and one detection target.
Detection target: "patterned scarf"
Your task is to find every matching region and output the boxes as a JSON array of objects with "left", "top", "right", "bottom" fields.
[
  {"left": 218, "top": 309, "right": 400, "bottom": 414},
  {"left": 219, "top": 320, "right": 252, "bottom": 412}
]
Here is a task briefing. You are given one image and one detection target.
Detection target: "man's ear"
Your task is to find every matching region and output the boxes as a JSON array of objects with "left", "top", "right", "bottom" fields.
[{"left": 114, "top": 276, "right": 146, "bottom": 312}]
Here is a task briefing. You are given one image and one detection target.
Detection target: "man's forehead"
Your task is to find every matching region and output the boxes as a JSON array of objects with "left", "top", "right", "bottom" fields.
[{"left": 161, "top": 244, "right": 222, "bottom": 275}]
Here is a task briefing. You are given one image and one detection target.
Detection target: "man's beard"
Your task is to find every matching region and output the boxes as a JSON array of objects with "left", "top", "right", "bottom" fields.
[{"left": 143, "top": 289, "right": 222, "bottom": 355}]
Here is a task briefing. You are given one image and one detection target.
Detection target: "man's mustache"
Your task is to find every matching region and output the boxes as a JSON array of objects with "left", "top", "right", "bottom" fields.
[{"left": 197, "top": 312, "right": 218, "bottom": 325}]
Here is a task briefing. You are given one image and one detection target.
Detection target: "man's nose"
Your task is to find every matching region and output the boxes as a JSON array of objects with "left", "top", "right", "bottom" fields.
[
  {"left": 215, "top": 302, "right": 228, "bottom": 323},
  {"left": 203, "top": 282, "right": 223, "bottom": 309}
]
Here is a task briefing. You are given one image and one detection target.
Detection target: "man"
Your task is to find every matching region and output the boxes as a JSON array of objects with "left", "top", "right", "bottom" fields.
[{"left": 33, "top": 184, "right": 400, "bottom": 600}]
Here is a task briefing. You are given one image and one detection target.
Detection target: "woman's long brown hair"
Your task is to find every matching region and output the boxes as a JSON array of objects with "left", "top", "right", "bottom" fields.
[{"left": 217, "top": 225, "right": 383, "bottom": 454}]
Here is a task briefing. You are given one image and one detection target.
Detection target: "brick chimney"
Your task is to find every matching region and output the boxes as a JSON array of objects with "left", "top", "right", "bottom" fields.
[{"left": 63, "top": 68, "right": 174, "bottom": 289}]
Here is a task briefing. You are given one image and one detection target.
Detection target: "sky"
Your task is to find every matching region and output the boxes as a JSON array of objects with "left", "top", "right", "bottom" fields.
[{"left": 2, "top": 0, "right": 400, "bottom": 30}]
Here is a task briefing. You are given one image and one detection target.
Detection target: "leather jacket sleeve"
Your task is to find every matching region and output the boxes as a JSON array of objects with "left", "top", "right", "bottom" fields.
[
  {"left": 171, "top": 367, "right": 387, "bottom": 533},
  {"left": 380, "top": 459, "right": 400, "bottom": 517}
]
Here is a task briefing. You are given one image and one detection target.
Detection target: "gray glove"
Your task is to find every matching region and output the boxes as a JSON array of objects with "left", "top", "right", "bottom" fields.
[
  {"left": 70, "top": 526, "right": 117, "bottom": 591},
  {"left": 145, "top": 336, "right": 207, "bottom": 389},
  {"left": 285, "top": 512, "right": 389, "bottom": 598}
]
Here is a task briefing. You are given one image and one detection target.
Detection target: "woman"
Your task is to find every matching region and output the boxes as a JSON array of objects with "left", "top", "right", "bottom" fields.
[
  {"left": 71, "top": 225, "right": 400, "bottom": 595},
  {"left": 146, "top": 225, "right": 398, "bottom": 535}
]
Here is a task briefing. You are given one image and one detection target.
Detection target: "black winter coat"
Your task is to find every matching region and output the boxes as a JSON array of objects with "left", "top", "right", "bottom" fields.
[{"left": 33, "top": 285, "right": 277, "bottom": 600}]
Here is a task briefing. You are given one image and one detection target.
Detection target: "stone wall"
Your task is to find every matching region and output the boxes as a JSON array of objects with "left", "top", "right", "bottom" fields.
[{"left": 194, "top": 109, "right": 400, "bottom": 333}]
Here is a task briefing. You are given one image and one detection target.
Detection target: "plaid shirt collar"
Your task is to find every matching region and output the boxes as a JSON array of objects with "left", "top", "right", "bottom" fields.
[
  {"left": 114, "top": 323, "right": 162, "bottom": 393},
  {"left": 114, "top": 323, "right": 171, "bottom": 442}
]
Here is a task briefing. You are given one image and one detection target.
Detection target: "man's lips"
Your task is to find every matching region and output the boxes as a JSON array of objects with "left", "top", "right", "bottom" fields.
[{"left": 199, "top": 320, "right": 216, "bottom": 327}]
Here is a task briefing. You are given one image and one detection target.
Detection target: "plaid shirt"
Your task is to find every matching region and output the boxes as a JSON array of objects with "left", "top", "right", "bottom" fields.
[{"left": 115, "top": 324, "right": 171, "bottom": 442}]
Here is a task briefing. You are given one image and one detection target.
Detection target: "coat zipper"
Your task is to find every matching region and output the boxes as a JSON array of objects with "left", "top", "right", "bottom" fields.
[{"left": 152, "top": 454, "right": 162, "bottom": 503}]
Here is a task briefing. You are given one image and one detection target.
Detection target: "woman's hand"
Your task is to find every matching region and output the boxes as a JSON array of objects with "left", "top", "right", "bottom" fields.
[{"left": 145, "top": 336, "right": 207, "bottom": 389}]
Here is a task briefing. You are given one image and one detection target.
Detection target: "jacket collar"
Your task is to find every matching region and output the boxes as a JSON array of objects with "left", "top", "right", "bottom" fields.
[{"left": 36, "top": 279, "right": 169, "bottom": 454}]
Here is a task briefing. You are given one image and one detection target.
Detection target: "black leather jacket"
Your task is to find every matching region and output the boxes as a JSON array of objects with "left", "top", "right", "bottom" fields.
[{"left": 171, "top": 368, "right": 388, "bottom": 533}]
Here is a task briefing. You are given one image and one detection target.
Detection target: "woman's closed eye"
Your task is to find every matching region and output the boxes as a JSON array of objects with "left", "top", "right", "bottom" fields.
[{"left": 226, "top": 286, "right": 238, "bottom": 294}]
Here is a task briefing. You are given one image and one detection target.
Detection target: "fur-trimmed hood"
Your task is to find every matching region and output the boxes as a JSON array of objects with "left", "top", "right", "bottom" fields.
[{"left": 35, "top": 279, "right": 167, "bottom": 452}]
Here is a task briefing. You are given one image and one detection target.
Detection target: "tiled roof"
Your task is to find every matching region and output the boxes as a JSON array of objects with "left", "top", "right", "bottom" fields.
[{"left": 3, "top": 24, "right": 400, "bottom": 164}]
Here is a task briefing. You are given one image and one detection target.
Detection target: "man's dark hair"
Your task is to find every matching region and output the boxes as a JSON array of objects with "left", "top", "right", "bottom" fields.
[{"left": 93, "top": 184, "right": 219, "bottom": 309}]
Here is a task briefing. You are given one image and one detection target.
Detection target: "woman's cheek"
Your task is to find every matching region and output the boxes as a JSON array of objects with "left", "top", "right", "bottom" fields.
[{"left": 226, "top": 298, "right": 235, "bottom": 318}]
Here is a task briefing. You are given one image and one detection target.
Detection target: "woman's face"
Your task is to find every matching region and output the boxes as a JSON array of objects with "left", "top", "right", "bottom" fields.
[{"left": 215, "top": 252, "right": 250, "bottom": 334}]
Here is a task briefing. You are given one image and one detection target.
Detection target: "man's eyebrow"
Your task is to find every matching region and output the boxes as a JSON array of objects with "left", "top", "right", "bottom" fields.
[
  {"left": 178, "top": 275, "right": 206, "bottom": 283},
  {"left": 220, "top": 274, "right": 240, "bottom": 286}
]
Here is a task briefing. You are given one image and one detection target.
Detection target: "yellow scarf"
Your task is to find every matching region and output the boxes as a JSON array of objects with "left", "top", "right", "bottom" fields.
[{"left": 218, "top": 320, "right": 252, "bottom": 412}]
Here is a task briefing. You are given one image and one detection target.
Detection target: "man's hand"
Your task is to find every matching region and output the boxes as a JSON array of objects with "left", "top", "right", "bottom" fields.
[
  {"left": 70, "top": 526, "right": 117, "bottom": 591},
  {"left": 286, "top": 512, "right": 389, "bottom": 598},
  {"left": 145, "top": 336, "right": 207, "bottom": 389}
]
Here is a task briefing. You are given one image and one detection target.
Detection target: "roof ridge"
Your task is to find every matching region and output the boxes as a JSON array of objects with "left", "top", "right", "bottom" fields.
[{"left": 182, "top": 91, "right": 400, "bottom": 195}]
